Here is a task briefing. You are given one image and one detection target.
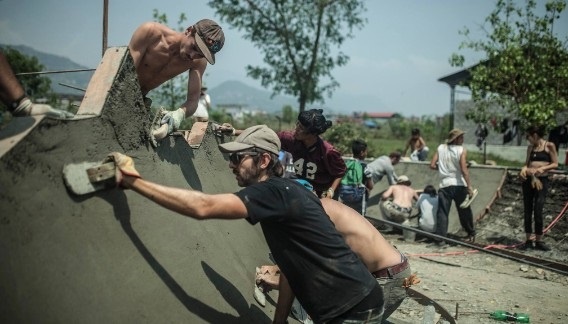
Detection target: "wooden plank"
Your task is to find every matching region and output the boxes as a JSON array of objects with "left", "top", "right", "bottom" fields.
[
  {"left": 0, "top": 116, "right": 44, "bottom": 159},
  {"left": 76, "top": 47, "right": 128, "bottom": 117}
]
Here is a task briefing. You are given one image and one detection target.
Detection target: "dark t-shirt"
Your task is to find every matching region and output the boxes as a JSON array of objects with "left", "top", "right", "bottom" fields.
[
  {"left": 235, "top": 177, "right": 378, "bottom": 322},
  {"left": 278, "top": 131, "right": 346, "bottom": 195}
]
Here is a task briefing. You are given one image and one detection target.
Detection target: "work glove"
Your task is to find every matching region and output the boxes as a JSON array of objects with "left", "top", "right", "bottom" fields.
[
  {"left": 105, "top": 152, "right": 141, "bottom": 188},
  {"left": 320, "top": 187, "right": 334, "bottom": 199},
  {"left": 217, "top": 122, "right": 236, "bottom": 135},
  {"left": 160, "top": 108, "right": 186, "bottom": 134},
  {"left": 530, "top": 175, "right": 543, "bottom": 191},
  {"left": 13, "top": 98, "right": 74, "bottom": 119},
  {"left": 519, "top": 166, "right": 528, "bottom": 180}
]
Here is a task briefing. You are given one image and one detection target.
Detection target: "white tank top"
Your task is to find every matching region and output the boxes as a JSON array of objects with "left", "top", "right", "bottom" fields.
[{"left": 437, "top": 144, "right": 466, "bottom": 188}]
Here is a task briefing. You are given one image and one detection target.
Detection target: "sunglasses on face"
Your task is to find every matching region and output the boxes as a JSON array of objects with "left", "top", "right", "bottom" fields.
[{"left": 229, "top": 151, "right": 259, "bottom": 165}]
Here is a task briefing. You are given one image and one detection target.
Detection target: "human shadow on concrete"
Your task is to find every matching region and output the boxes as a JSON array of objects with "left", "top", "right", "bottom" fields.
[
  {"left": 154, "top": 137, "right": 203, "bottom": 191},
  {"left": 201, "top": 261, "right": 270, "bottom": 323},
  {"left": 99, "top": 190, "right": 269, "bottom": 323}
]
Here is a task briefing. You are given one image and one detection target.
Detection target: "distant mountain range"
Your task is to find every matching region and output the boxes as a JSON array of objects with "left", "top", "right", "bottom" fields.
[
  {"left": 1, "top": 44, "right": 303, "bottom": 113},
  {"left": 1, "top": 44, "right": 94, "bottom": 96}
]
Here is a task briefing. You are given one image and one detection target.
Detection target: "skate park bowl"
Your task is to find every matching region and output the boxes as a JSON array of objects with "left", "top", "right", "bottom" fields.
[
  {"left": 0, "top": 47, "right": 275, "bottom": 323},
  {"left": 365, "top": 160, "right": 508, "bottom": 235}
]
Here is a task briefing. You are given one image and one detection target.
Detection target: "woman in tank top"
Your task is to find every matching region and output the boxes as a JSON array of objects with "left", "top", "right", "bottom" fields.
[{"left": 519, "top": 125, "right": 558, "bottom": 251}]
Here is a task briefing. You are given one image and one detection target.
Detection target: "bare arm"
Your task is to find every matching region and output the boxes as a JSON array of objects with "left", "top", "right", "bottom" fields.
[
  {"left": 273, "top": 272, "right": 295, "bottom": 324},
  {"left": 325, "top": 177, "right": 343, "bottom": 198},
  {"left": 365, "top": 177, "right": 374, "bottom": 192},
  {"left": 180, "top": 63, "right": 207, "bottom": 117},
  {"left": 430, "top": 150, "right": 439, "bottom": 170},
  {"left": 0, "top": 51, "right": 26, "bottom": 105},
  {"left": 122, "top": 176, "right": 248, "bottom": 220},
  {"left": 459, "top": 148, "right": 473, "bottom": 194},
  {"left": 128, "top": 22, "right": 156, "bottom": 69}
]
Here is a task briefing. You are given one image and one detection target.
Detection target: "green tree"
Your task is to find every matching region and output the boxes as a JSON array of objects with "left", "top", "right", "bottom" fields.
[
  {"left": 450, "top": 0, "right": 568, "bottom": 128},
  {"left": 209, "top": 0, "right": 367, "bottom": 112},
  {"left": 281, "top": 105, "right": 295, "bottom": 124},
  {"left": 3, "top": 47, "right": 53, "bottom": 101},
  {"left": 323, "top": 122, "right": 368, "bottom": 155}
]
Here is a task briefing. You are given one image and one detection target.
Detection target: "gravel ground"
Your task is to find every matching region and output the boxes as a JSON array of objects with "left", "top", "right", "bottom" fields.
[{"left": 382, "top": 171, "right": 568, "bottom": 324}]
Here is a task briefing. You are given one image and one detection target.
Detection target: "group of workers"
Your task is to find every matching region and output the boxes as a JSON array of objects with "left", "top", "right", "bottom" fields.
[{"left": 1, "top": 14, "right": 560, "bottom": 324}]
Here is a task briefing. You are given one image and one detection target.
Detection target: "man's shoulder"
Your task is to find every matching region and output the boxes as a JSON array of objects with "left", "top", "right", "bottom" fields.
[{"left": 133, "top": 22, "right": 170, "bottom": 35}]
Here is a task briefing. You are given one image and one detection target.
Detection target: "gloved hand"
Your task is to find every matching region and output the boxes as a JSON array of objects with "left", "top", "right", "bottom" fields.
[
  {"left": 519, "top": 166, "right": 528, "bottom": 180},
  {"left": 320, "top": 187, "right": 334, "bottom": 199},
  {"left": 530, "top": 175, "right": 543, "bottom": 190},
  {"left": 105, "top": 152, "right": 141, "bottom": 188},
  {"left": 218, "top": 122, "right": 236, "bottom": 135},
  {"left": 13, "top": 98, "right": 74, "bottom": 119},
  {"left": 160, "top": 108, "right": 186, "bottom": 134}
]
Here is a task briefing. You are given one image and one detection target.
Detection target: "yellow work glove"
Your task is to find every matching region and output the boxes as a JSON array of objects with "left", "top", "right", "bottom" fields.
[
  {"left": 105, "top": 152, "right": 141, "bottom": 188},
  {"left": 530, "top": 175, "right": 543, "bottom": 191}
]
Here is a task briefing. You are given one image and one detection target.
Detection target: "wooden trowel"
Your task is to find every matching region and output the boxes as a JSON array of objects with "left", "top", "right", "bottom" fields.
[{"left": 62, "top": 161, "right": 116, "bottom": 195}]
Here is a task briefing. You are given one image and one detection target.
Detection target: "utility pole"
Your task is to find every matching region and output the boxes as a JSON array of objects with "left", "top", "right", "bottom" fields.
[{"left": 102, "top": 0, "right": 109, "bottom": 57}]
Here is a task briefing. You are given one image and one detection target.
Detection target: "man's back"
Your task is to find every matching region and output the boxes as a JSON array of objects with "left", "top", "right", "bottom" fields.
[
  {"left": 388, "top": 185, "right": 416, "bottom": 208},
  {"left": 321, "top": 199, "right": 401, "bottom": 272},
  {"left": 238, "top": 177, "right": 379, "bottom": 322}
]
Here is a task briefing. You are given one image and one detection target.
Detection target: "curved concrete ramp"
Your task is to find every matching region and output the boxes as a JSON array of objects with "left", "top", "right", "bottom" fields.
[
  {"left": 365, "top": 161, "right": 508, "bottom": 233},
  {"left": 0, "top": 49, "right": 273, "bottom": 323}
]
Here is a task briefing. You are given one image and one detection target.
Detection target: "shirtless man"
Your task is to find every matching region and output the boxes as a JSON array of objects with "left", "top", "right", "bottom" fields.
[
  {"left": 128, "top": 19, "right": 224, "bottom": 140},
  {"left": 379, "top": 175, "right": 418, "bottom": 227},
  {"left": 403, "top": 128, "right": 429, "bottom": 161},
  {"left": 257, "top": 198, "right": 416, "bottom": 322}
]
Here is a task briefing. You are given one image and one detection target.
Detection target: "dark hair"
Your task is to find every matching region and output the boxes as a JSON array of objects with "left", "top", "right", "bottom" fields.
[
  {"left": 423, "top": 185, "right": 437, "bottom": 197},
  {"left": 389, "top": 151, "right": 402, "bottom": 159},
  {"left": 298, "top": 109, "right": 332, "bottom": 135},
  {"left": 352, "top": 139, "right": 367, "bottom": 157},
  {"left": 252, "top": 150, "right": 284, "bottom": 177},
  {"left": 525, "top": 125, "right": 546, "bottom": 138},
  {"left": 411, "top": 128, "right": 420, "bottom": 136}
]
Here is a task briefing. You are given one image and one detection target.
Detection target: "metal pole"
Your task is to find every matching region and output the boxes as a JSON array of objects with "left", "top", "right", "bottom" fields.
[
  {"left": 102, "top": 0, "right": 109, "bottom": 57},
  {"left": 483, "top": 139, "right": 487, "bottom": 164},
  {"left": 371, "top": 217, "right": 568, "bottom": 276},
  {"left": 16, "top": 69, "right": 96, "bottom": 76},
  {"left": 449, "top": 85, "right": 455, "bottom": 130}
]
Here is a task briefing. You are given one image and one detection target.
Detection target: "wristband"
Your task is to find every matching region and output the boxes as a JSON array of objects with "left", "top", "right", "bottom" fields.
[
  {"left": 327, "top": 188, "right": 334, "bottom": 198},
  {"left": 10, "top": 94, "right": 27, "bottom": 110}
]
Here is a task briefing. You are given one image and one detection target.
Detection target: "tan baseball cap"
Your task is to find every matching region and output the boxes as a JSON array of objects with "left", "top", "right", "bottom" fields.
[
  {"left": 219, "top": 125, "right": 281, "bottom": 155},
  {"left": 194, "top": 19, "right": 225, "bottom": 65}
]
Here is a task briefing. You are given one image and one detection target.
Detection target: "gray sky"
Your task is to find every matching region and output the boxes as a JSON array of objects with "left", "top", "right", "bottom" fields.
[{"left": 1, "top": 0, "right": 566, "bottom": 116}]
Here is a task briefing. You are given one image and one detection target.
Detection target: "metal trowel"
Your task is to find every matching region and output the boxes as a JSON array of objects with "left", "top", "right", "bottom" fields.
[{"left": 62, "top": 161, "right": 116, "bottom": 195}]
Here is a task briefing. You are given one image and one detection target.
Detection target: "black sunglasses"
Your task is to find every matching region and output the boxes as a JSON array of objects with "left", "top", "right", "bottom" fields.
[{"left": 229, "top": 151, "right": 259, "bottom": 165}]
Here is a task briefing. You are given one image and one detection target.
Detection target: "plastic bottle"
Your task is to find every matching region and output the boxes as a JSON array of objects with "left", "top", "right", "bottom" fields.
[{"left": 489, "top": 310, "right": 530, "bottom": 323}]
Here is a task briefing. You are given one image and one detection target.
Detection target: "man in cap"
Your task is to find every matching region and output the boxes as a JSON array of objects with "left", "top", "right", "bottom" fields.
[
  {"left": 128, "top": 19, "right": 224, "bottom": 141},
  {"left": 107, "top": 125, "right": 384, "bottom": 323},
  {"left": 379, "top": 175, "right": 418, "bottom": 230},
  {"left": 430, "top": 129, "right": 477, "bottom": 246}
]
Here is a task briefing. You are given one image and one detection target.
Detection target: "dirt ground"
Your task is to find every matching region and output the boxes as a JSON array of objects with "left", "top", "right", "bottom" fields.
[{"left": 380, "top": 170, "right": 568, "bottom": 324}]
